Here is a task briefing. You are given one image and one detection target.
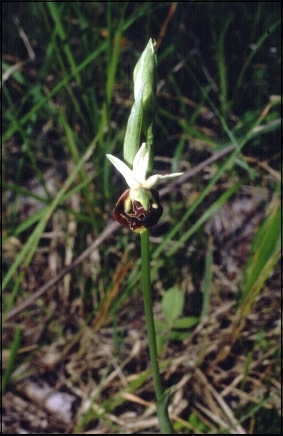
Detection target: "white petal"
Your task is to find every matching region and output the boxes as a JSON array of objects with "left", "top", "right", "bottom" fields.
[
  {"left": 132, "top": 142, "right": 150, "bottom": 183},
  {"left": 106, "top": 154, "right": 140, "bottom": 188}
]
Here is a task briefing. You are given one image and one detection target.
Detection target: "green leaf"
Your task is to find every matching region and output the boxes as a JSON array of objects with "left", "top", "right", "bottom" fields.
[
  {"left": 172, "top": 316, "right": 199, "bottom": 330},
  {"left": 241, "top": 197, "right": 280, "bottom": 301},
  {"left": 2, "top": 327, "right": 21, "bottom": 394},
  {"left": 169, "top": 317, "right": 199, "bottom": 341},
  {"left": 162, "top": 287, "right": 184, "bottom": 324}
]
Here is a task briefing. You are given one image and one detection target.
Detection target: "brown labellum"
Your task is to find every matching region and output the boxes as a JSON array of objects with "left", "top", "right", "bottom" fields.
[{"left": 113, "top": 189, "right": 163, "bottom": 233}]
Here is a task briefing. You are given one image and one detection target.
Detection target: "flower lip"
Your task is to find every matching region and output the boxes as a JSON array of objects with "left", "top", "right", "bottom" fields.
[{"left": 113, "top": 188, "right": 163, "bottom": 233}]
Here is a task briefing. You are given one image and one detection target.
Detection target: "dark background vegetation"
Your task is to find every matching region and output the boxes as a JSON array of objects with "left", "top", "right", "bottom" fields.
[{"left": 2, "top": 2, "right": 281, "bottom": 434}]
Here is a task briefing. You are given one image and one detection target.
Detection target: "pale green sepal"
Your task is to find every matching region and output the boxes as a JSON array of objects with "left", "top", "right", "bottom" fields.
[
  {"left": 107, "top": 147, "right": 183, "bottom": 192},
  {"left": 106, "top": 154, "right": 140, "bottom": 188}
]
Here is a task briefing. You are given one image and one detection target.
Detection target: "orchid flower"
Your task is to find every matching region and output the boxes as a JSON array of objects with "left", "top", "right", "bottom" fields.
[{"left": 106, "top": 142, "right": 183, "bottom": 233}]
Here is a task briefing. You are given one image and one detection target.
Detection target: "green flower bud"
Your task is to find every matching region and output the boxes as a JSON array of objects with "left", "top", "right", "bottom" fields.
[{"left": 133, "top": 38, "right": 157, "bottom": 119}]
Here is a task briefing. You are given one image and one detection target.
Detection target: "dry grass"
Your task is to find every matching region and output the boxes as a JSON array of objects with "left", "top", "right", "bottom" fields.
[{"left": 2, "top": 178, "right": 280, "bottom": 434}]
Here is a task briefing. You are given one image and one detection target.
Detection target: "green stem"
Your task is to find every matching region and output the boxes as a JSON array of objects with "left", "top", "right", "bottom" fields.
[{"left": 140, "top": 230, "right": 172, "bottom": 434}]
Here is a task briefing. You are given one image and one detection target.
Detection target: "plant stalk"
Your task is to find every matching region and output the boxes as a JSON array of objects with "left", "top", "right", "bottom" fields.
[{"left": 140, "top": 230, "right": 172, "bottom": 434}]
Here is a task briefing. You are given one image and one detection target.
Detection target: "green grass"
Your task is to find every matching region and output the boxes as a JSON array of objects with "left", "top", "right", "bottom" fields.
[{"left": 2, "top": 2, "right": 281, "bottom": 434}]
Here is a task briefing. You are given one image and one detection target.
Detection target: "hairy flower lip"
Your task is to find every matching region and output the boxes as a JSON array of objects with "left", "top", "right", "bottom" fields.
[{"left": 113, "top": 188, "right": 163, "bottom": 233}]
